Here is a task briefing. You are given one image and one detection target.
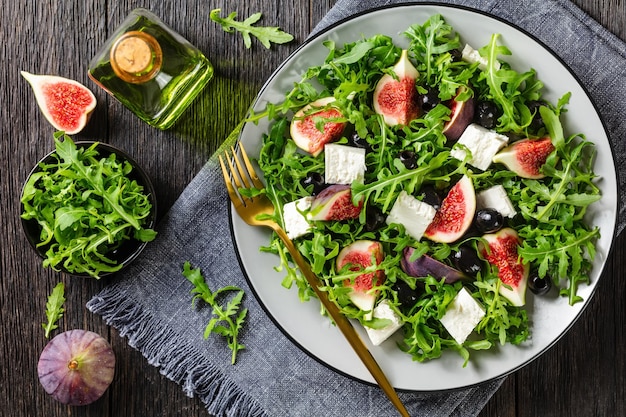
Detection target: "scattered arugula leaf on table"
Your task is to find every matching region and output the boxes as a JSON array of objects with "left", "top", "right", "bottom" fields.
[
  {"left": 182, "top": 261, "right": 248, "bottom": 364},
  {"left": 42, "top": 282, "right": 66, "bottom": 338},
  {"left": 209, "top": 8, "right": 293, "bottom": 49}
]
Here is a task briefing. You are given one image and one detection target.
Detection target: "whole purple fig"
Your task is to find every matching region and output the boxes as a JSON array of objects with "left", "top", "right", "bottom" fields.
[{"left": 37, "top": 329, "right": 115, "bottom": 406}]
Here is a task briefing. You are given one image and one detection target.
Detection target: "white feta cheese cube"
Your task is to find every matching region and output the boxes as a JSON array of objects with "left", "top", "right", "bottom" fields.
[
  {"left": 461, "top": 44, "right": 501, "bottom": 71},
  {"left": 451, "top": 123, "right": 509, "bottom": 171},
  {"left": 365, "top": 300, "right": 404, "bottom": 346},
  {"left": 476, "top": 185, "right": 517, "bottom": 218},
  {"left": 440, "top": 287, "right": 486, "bottom": 345},
  {"left": 283, "top": 197, "right": 313, "bottom": 240},
  {"left": 385, "top": 191, "right": 437, "bottom": 241},
  {"left": 324, "top": 143, "right": 366, "bottom": 185}
]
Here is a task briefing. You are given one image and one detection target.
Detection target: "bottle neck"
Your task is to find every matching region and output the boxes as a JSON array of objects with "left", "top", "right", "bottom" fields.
[{"left": 110, "top": 31, "right": 162, "bottom": 84}]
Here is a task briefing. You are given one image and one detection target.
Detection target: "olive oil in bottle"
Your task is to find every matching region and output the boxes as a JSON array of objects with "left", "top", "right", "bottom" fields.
[{"left": 88, "top": 8, "right": 213, "bottom": 129}]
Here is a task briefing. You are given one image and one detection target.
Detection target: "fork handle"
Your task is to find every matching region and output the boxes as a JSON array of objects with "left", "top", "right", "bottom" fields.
[{"left": 272, "top": 227, "right": 410, "bottom": 417}]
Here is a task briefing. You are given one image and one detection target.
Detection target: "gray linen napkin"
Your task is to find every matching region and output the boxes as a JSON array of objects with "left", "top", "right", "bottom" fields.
[{"left": 87, "top": 1, "right": 626, "bottom": 416}]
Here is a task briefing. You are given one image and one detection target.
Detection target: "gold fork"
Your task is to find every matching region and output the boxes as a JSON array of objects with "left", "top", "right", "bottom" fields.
[{"left": 219, "top": 143, "right": 410, "bottom": 417}]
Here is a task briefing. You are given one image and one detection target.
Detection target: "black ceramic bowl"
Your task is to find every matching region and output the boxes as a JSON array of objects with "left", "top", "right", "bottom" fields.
[{"left": 20, "top": 140, "right": 157, "bottom": 278}]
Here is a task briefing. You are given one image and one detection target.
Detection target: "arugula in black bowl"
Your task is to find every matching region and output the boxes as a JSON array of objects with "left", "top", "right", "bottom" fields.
[{"left": 20, "top": 131, "right": 157, "bottom": 278}]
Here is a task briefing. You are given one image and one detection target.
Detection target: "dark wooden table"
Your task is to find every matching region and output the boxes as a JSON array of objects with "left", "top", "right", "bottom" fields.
[{"left": 2, "top": 1, "right": 624, "bottom": 416}]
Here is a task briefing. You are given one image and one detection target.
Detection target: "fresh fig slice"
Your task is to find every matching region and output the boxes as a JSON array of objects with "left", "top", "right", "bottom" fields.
[
  {"left": 373, "top": 49, "right": 420, "bottom": 126},
  {"left": 290, "top": 97, "right": 346, "bottom": 156},
  {"left": 443, "top": 90, "right": 476, "bottom": 141},
  {"left": 38, "top": 329, "right": 115, "bottom": 406},
  {"left": 479, "top": 227, "right": 529, "bottom": 306},
  {"left": 21, "top": 71, "right": 96, "bottom": 135},
  {"left": 401, "top": 247, "right": 466, "bottom": 283},
  {"left": 424, "top": 175, "right": 476, "bottom": 243},
  {"left": 336, "top": 240, "right": 385, "bottom": 314},
  {"left": 308, "top": 184, "right": 363, "bottom": 221},
  {"left": 492, "top": 137, "right": 555, "bottom": 179}
]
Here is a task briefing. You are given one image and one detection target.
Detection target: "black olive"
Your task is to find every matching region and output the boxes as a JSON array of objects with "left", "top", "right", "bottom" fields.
[
  {"left": 527, "top": 100, "right": 546, "bottom": 131},
  {"left": 453, "top": 245, "right": 483, "bottom": 276},
  {"left": 449, "top": 48, "right": 462, "bottom": 62},
  {"left": 474, "top": 208, "right": 504, "bottom": 234},
  {"left": 419, "top": 186, "right": 442, "bottom": 211},
  {"left": 420, "top": 87, "right": 441, "bottom": 112},
  {"left": 300, "top": 172, "right": 326, "bottom": 195},
  {"left": 475, "top": 100, "right": 501, "bottom": 129},
  {"left": 528, "top": 271, "right": 552, "bottom": 295},
  {"left": 365, "top": 205, "right": 386, "bottom": 232},
  {"left": 399, "top": 150, "right": 417, "bottom": 170},
  {"left": 348, "top": 131, "right": 371, "bottom": 150},
  {"left": 392, "top": 279, "right": 422, "bottom": 309}
]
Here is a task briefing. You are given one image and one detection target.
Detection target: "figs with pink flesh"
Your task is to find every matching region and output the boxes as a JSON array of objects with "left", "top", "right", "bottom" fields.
[
  {"left": 336, "top": 240, "right": 385, "bottom": 314},
  {"left": 401, "top": 247, "right": 466, "bottom": 283},
  {"left": 38, "top": 329, "right": 115, "bottom": 406},
  {"left": 443, "top": 90, "right": 476, "bottom": 141},
  {"left": 308, "top": 184, "right": 363, "bottom": 221},
  {"left": 492, "top": 137, "right": 555, "bottom": 179},
  {"left": 424, "top": 175, "right": 476, "bottom": 243},
  {"left": 479, "top": 228, "right": 529, "bottom": 306},
  {"left": 21, "top": 71, "right": 96, "bottom": 135},
  {"left": 290, "top": 97, "right": 346, "bottom": 156},
  {"left": 373, "top": 50, "right": 420, "bottom": 126}
]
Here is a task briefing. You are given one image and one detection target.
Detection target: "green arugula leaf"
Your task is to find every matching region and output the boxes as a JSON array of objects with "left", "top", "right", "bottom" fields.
[
  {"left": 332, "top": 41, "right": 376, "bottom": 65},
  {"left": 476, "top": 34, "right": 544, "bottom": 133},
  {"left": 404, "top": 14, "right": 461, "bottom": 87},
  {"left": 540, "top": 103, "right": 566, "bottom": 151},
  {"left": 210, "top": 9, "right": 293, "bottom": 49},
  {"left": 54, "top": 134, "right": 140, "bottom": 230},
  {"left": 519, "top": 224, "right": 598, "bottom": 305},
  {"left": 352, "top": 150, "right": 457, "bottom": 214},
  {"left": 42, "top": 282, "right": 66, "bottom": 338},
  {"left": 182, "top": 261, "right": 248, "bottom": 364}
]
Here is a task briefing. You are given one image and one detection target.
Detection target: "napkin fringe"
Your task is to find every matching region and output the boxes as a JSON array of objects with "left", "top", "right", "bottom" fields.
[{"left": 87, "top": 288, "right": 267, "bottom": 417}]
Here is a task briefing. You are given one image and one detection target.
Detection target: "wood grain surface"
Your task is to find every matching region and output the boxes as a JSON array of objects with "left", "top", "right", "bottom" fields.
[{"left": 1, "top": 1, "right": 624, "bottom": 416}]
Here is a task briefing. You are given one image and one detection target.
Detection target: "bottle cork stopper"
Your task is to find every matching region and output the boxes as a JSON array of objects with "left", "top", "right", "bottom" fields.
[{"left": 110, "top": 31, "right": 162, "bottom": 83}]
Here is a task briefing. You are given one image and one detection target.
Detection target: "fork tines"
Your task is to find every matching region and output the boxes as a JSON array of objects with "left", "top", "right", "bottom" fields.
[{"left": 219, "top": 144, "right": 264, "bottom": 204}]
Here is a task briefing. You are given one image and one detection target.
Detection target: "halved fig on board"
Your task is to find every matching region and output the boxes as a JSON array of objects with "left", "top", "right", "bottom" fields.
[
  {"left": 290, "top": 97, "right": 346, "bottom": 156},
  {"left": 21, "top": 71, "right": 96, "bottom": 135},
  {"left": 492, "top": 137, "right": 555, "bottom": 179},
  {"left": 373, "top": 50, "right": 420, "bottom": 126}
]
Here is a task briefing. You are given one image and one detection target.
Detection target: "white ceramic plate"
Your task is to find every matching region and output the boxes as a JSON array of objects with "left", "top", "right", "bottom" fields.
[{"left": 231, "top": 4, "right": 618, "bottom": 391}]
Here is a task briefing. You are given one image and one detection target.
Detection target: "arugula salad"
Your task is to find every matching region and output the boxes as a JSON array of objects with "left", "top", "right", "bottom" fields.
[
  {"left": 21, "top": 133, "right": 157, "bottom": 278},
  {"left": 245, "top": 15, "right": 601, "bottom": 364}
]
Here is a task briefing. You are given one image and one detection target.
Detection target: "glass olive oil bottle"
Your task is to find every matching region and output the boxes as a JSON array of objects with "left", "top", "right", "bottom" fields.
[{"left": 88, "top": 8, "right": 213, "bottom": 129}]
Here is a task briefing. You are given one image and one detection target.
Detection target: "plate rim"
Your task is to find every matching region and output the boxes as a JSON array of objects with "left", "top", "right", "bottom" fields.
[{"left": 230, "top": 2, "right": 618, "bottom": 392}]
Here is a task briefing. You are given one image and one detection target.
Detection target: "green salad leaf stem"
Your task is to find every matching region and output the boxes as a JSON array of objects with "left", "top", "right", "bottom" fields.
[
  {"left": 209, "top": 9, "right": 293, "bottom": 49},
  {"left": 182, "top": 262, "right": 248, "bottom": 365},
  {"left": 42, "top": 282, "right": 66, "bottom": 338},
  {"left": 478, "top": 34, "right": 544, "bottom": 134}
]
